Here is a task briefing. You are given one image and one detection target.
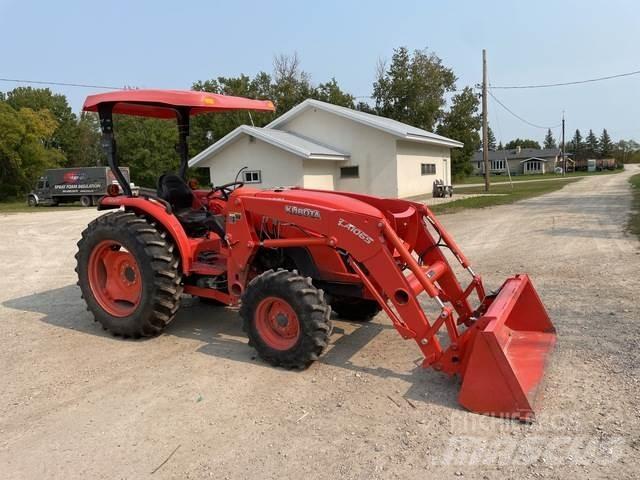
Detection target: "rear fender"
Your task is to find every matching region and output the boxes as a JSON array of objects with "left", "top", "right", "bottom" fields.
[{"left": 99, "top": 196, "right": 193, "bottom": 273}]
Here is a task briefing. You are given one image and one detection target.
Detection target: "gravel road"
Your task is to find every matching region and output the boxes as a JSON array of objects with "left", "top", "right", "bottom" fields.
[{"left": 1, "top": 166, "right": 638, "bottom": 479}]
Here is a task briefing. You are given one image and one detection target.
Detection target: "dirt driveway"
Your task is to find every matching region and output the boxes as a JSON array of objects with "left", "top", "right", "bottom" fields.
[{"left": 1, "top": 166, "right": 639, "bottom": 479}]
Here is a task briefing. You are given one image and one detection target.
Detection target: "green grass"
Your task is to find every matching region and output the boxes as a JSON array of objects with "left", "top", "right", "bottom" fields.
[
  {"left": 628, "top": 173, "right": 640, "bottom": 239},
  {"left": 0, "top": 200, "right": 85, "bottom": 214},
  {"left": 430, "top": 178, "right": 580, "bottom": 215},
  {"left": 454, "top": 168, "right": 622, "bottom": 185}
]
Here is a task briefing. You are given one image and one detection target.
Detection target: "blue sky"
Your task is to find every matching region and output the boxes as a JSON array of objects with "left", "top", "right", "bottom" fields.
[{"left": 1, "top": 0, "right": 638, "bottom": 144}]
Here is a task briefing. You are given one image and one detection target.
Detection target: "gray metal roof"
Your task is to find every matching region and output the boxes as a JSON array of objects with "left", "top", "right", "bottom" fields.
[
  {"left": 189, "top": 125, "right": 349, "bottom": 167},
  {"left": 471, "top": 148, "right": 563, "bottom": 162},
  {"left": 266, "top": 99, "right": 463, "bottom": 148}
]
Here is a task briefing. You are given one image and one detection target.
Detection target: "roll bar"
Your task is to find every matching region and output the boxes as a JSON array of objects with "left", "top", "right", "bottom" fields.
[{"left": 97, "top": 103, "right": 192, "bottom": 197}]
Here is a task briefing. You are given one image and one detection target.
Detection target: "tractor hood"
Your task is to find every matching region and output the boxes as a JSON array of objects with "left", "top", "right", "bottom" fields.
[{"left": 250, "top": 188, "right": 385, "bottom": 219}]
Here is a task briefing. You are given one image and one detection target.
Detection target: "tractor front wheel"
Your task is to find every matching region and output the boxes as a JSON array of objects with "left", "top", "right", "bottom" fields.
[
  {"left": 76, "top": 211, "right": 183, "bottom": 338},
  {"left": 240, "top": 269, "right": 332, "bottom": 369}
]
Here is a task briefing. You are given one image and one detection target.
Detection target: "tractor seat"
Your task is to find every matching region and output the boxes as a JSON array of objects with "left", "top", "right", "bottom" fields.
[
  {"left": 157, "top": 174, "right": 226, "bottom": 239},
  {"left": 157, "top": 173, "right": 194, "bottom": 209}
]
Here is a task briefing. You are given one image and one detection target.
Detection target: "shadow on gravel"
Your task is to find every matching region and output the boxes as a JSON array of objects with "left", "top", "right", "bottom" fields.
[
  {"left": 3, "top": 284, "right": 461, "bottom": 412},
  {"left": 2, "top": 284, "right": 112, "bottom": 338}
]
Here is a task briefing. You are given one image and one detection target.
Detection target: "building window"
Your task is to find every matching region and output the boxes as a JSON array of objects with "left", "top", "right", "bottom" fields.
[
  {"left": 491, "top": 160, "right": 506, "bottom": 170},
  {"left": 242, "top": 170, "right": 262, "bottom": 184},
  {"left": 421, "top": 163, "right": 436, "bottom": 175},
  {"left": 524, "top": 160, "right": 542, "bottom": 173},
  {"left": 340, "top": 166, "right": 359, "bottom": 178}
]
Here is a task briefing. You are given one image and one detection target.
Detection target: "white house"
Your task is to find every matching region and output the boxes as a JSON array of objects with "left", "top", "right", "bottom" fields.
[
  {"left": 471, "top": 147, "right": 564, "bottom": 175},
  {"left": 189, "top": 99, "right": 462, "bottom": 198}
]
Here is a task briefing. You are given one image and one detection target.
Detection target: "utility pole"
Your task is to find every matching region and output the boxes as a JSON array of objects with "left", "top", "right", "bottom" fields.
[
  {"left": 561, "top": 112, "right": 565, "bottom": 175},
  {"left": 482, "top": 49, "right": 490, "bottom": 192}
]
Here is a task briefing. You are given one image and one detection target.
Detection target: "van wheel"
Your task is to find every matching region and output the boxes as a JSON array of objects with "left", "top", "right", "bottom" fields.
[
  {"left": 27, "top": 196, "right": 37, "bottom": 207},
  {"left": 80, "top": 195, "right": 92, "bottom": 207}
]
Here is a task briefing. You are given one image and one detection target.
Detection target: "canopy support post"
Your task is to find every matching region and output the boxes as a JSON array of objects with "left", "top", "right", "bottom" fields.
[
  {"left": 176, "top": 107, "right": 190, "bottom": 179},
  {"left": 98, "top": 103, "right": 132, "bottom": 197}
]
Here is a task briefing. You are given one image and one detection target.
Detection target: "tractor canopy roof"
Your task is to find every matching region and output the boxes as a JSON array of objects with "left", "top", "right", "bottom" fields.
[{"left": 83, "top": 89, "right": 275, "bottom": 119}]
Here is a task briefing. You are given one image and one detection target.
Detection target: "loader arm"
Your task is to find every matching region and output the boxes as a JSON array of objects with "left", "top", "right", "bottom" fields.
[
  {"left": 229, "top": 188, "right": 555, "bottom": 421},
  {"left": 227, "top": 190, "right": 486, "bottom": 371}
]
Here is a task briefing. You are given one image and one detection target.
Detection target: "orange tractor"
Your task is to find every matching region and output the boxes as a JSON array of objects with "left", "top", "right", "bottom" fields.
[{"left": 76, "top": 89, "right": 556, "bottom": 420}]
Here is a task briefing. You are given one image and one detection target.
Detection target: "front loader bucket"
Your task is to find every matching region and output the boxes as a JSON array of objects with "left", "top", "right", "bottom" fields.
[{"left": 458, "top": 275, "right": 556, "bottom": 421}]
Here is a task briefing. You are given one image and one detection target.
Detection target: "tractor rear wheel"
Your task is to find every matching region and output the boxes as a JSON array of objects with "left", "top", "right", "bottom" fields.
[
  {"left": 75, "top": 211, "right": 183, "bottom": 338},
  {"left": 330, "top": 296, "right": 381, "bottom": 322},
  {"left": 240, "top": 269, "right": 332, "bottom": 369}
]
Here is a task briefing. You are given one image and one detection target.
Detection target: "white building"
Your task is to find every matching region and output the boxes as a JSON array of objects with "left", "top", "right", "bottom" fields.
[{"left": 189, "top": 99, "right": 462, "bottom": 198}]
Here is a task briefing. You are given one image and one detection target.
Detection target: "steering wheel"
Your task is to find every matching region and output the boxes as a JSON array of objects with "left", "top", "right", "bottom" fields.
[{"left": 208, "top": 181, "right": 245, "bottom": 200}]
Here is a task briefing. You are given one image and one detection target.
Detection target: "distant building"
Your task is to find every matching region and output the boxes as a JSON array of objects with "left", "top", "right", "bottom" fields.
[
  {"left": 573, "top": 158, "right": 616, "bottom": 171},
  {"left": 471, "top": 147, "right": 564, "bottom": 175},
  {"left": 189, "top": 99, "right": 462, "bottom": 198}
]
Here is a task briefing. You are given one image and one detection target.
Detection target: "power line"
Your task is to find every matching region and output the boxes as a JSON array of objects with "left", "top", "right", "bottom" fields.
[
  {"left": 490, "top": 69, "right": 640, "bottom": 89},
  {"left": 488, "top": 90, "right": 561, "bottom": 130},
  {"left": 0, "top": 77, "right": 126, "bottom": 90},
  {"left": 354, "top": 87, "right": 477, "bottom": 99}
]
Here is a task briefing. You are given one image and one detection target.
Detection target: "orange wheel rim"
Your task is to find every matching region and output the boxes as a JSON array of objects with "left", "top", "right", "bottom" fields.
[
  {"left": 88, "top": 240, "right": 142, "bottom": 317},
  {"left": 254, "top": 296, "right": 300, "bottom": 350}
]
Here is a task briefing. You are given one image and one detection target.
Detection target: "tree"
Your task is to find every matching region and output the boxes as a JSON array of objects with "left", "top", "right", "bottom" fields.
[
  {"left": 372, "top": 47, "right": 456, "bottom": 131},
  {"left": 497, "top": 141, "right": 504, "bottom": 150},
  {"left": 436, "top": 87, "right": 481, "bottom": 179},
  {"left": 112, "top": 115, "right": 179, "bottom": 188},
  {"left": 4, "top": 87, "right": 82, "bottom": 166},
  {"left": 190, "top": 73, "right": 276, "bottom": 157},
  {"left": 355, "top": 101, "right": 376, "bottom": 114},
  {"left": 585, "top": 129, "right": 599, "bottom": 158},
  {"left": 76, "top": 112, "right": 104, "bottom": 166},
  {"left": 543, "top": 129, "right": 557, "bottom": 149},
  {"left": 482, "top": 125, "right": 497, "bottom": 151},
  {"left": 270, "top": 52, "right": 317, "bottom": 113},
  {"left": 0, "top": 103, "right": 65, "bottom": 199},
  {"left": 613, "top": 139, "right": 640, "bottom": 164},
  {"left": 599, "top": 128, "right": 613, "bottom": 157},
  {"left": 190, "top": 53, "right": 355, "bottom": 162},
  {"left": 315, "top": 78, "right": 355, "bottom": 108},
  {"left": 504, "top": 138, "right": 541, "bottom": 149},
  {"left": 568, "top": 129, "right": 583, "bottom": 159}
]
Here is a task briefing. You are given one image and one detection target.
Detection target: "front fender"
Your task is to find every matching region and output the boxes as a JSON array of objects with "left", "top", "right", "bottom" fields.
[{"left": 99, "top": 196, "right": 192, "bottom": 273}]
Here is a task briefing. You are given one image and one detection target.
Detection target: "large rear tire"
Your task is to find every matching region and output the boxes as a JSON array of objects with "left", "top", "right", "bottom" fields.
[
  {"left": 240, "top": 269, "right": 332, "bottom": 369},
  {"left": 80, "top": 195, "right": 92, "bottom": 207},
  {"left": 76, "top": 211, "right": 183, "bottom": 338}
]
